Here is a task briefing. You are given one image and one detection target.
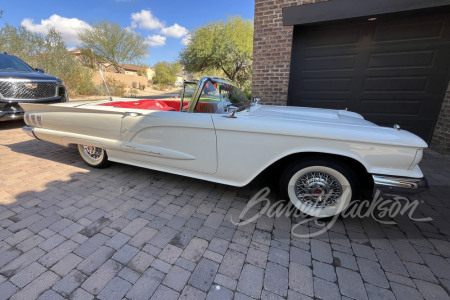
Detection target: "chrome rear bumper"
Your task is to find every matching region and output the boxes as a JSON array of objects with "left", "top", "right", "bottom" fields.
[
  {"left": 0, "top": 111, "right": 24, "bottom": 121},
  {"left": 22, "top": 126, "right": 37, "bottom": 139},
  {"left": 373, "top": 174, "right": 428, "bottom": 196}
]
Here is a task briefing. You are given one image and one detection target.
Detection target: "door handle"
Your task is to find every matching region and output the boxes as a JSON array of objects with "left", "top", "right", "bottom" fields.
[{"left": 124, "top": 112, "right": 142, "bottom": 117}]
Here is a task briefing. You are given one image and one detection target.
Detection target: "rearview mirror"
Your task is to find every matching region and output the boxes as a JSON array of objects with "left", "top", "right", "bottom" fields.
[{"left": 35, "top": 68, "right": 45, "bottom": 73}]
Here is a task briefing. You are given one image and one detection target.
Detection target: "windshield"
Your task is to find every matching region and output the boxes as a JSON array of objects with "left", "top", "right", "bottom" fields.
[
  {"left": 0, "top": 55, "right": 35, "bottom": 72},
  {"left": 194, "top": 79, "right": 251, "bottom": 114}
]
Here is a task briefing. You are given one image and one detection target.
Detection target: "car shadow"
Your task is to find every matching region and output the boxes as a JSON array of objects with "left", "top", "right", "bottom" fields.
[
  {"left": 0, "top": 120, "right": 25, "bottom": 131},
  {"left": 5, "top": 138, "right": 241, "bottom": 192},
  {"left": 5, "top": 139, "right": 82, "bottom": 165}
]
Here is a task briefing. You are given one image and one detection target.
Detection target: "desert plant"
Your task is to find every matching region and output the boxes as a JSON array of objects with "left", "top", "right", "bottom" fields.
[
  {"left": 78, "top": 21, "right": 148, "bottom": 73},
  {"left": 104, "top": 77, "right": 127, "bottom": 97},
  {"left": 153, "top": 62, "right": 178, "bottom": 86}
]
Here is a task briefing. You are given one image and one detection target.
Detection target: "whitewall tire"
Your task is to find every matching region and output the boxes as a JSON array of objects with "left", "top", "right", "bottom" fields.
[{"left": 280, "top": 160, "right": 358, "bottom": 217}]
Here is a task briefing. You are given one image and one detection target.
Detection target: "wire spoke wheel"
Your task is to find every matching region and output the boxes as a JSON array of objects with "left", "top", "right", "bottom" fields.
[
  {"left": 77, "top": 144, "right": 110, "bottom": 168},
  {"left": 295, "top": 171, "right": 343, "bottom": 208},
  {"left": 83, "top": 146, "right": 104, "bottom": 161}
]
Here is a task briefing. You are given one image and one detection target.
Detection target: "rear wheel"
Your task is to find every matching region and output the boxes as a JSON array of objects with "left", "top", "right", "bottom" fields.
[
  {"left": 280, "top": 159, "right": 358, "bottom": 217},
  {"left": 77, "top": 144, "right": 111, "bottom": 168}
]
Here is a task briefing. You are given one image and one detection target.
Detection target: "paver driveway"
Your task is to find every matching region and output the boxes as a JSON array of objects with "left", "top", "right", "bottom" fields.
[{"left": 0, "top": 119, "right": 450, "bottom": 300}]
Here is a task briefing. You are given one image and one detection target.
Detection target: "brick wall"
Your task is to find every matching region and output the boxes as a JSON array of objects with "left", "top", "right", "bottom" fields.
[
  {"left": 252, "top": 0, "right": 327, "bottom": 105},
  {"left": 431, "top": 83, "right": 450, "bottom": 154}
]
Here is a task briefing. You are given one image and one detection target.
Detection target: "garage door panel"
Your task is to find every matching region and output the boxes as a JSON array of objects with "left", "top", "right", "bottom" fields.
[
  {"left": 301, "top": 70, "right": 357, "bottom": 79},
  {"left": 359, "top": 100, "right": 422, "bottom": 115},
  {"left": 368, "top": 50, "right": 435, "bottom": 69},
  {"left": 288, "top": 12, "right": 450, "bottom": 142},
  {"left": 303, "top": 54, "right": 357, "bottom": 71},
  {"left": 373, "top": 19, "right": 445, "bottom": 43},
  {"left": 364, "top": 76, "right": 429, "bottom": 91},
  {"left": 295, "top": 99, "right": 351, "bottom": 109},
  {"left": 301, "top": 27, "right": 362, "bottom": 48},
  {"left": 297, "top": 92, "right": 351, "bottom": 100},
  {"left": 302, "top": 78, "right": 353, "bottom": 91}
]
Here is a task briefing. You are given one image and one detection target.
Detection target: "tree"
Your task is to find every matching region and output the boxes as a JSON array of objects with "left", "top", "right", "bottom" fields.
[
  {"left": 78, "top": 21, "right": 148, "bottom": 72},
  {"left": 170, "top": 62, "right": 182, "bottom": 76},
  {"left": 0, "top": 23, "right": 94, "bottom": 96},
  {"left": 76, "top": 48, "right": 103, "bottom": 69},
  {"left": 179, "top": 16, "right": 253, "bottom": 83},
  {"left": 0, "top": 25, "right": 44, "bottom": 63},
  {"left": 153, "top": 62, "right": 178, "bottom": 86}
]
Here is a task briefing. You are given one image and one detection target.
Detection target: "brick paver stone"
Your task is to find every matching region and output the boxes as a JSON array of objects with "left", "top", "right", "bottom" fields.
[
  {"left": 181, "top": 237, "right": 209, "bottom": 262},
  {"left": 189, "top": 258, "right": 219, "bottom": 292},
  {"left": 97, "top": 276, "right": 132, "bottom": 300},
  {"left": 81, "top": 260, "right": 122, "bottom": 295},
  {"left": 264, "top": 262, "right": 289, "bottom": 297},
  {"left": 126, "top": 268, "right": 165, "bottom": 299},
  {"left": 336, "top": 267, "right": 368, "bottom": 300},
  {"left": 289, "top": 262, "right": 314, "bottom": 297},
  {"left": 10, "top": 271, "right": 60, "bottom": 300},
  {"left": 163, "top": 265, "right": 192, "bottom": 292},
  {"left": 237, "top": 263, "right": 264, "bottom": 298},
  {"left": 218, "top": 249, "right": 246, "bottom": 280},
  {"left": 150, "top": 284, "right": 179, "bottom": 300},
  {"left": 52, "top": 270, "right": 87, "bottom": 297},
  {"left": 357, "top": 257, "right": 389, "bottom": 288}
]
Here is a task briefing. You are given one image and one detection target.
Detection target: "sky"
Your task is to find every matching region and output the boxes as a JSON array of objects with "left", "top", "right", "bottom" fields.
[{"left": 0, "top": 0, "right": 254, "bottom": 66}]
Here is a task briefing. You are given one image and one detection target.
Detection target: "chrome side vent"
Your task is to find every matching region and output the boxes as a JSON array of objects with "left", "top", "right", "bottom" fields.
[
  {"left": 36, "top": 115, "right": 42, "bottom": 126},
  {"left": 25, "top": 113, "right": 31, "bottom": 125},
  {"left": 26, "top": 114, "right": 42, "bottom": 126}
]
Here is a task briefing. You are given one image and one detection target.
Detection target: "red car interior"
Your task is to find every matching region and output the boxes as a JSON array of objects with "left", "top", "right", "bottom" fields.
[
  {"left": 100, "top": 99, "right": 186, "bottom": 111},
  {"left": 100, "top": 99, "right": 218, "bottom": 113}
]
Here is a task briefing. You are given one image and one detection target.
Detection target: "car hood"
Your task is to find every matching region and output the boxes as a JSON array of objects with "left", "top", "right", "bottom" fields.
[
  {"left": 248, "top": 105, "right": 373, "bottom": 126},
  {"left": 242, "top": 105, "right": 428, "bottom": 148},
  {"left": 0, "top": 70, "right": 62, "bottom": 82}
]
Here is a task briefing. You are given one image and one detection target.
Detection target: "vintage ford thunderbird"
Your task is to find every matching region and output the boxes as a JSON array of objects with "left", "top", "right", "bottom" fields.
[{"left": 21, "top": 77, "right": 428, "bottom": 217}]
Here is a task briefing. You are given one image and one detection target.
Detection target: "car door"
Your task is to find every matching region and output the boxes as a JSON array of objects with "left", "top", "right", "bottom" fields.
[{"left": 120, "top": 110, "right": 217, "bottom": 174}]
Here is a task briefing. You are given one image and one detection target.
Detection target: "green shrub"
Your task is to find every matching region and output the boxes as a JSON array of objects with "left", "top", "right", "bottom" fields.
[
  {"left": 153, "top": 83, "right": 168, "bottom": 91},
  {"left": 105, "top": 77, "right": 127, "bottom": 97}
]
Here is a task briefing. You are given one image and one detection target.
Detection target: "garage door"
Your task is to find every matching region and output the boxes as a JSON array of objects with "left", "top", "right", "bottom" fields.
[{"left": 288, "top": 12, "right": 450, "bottom": 142}]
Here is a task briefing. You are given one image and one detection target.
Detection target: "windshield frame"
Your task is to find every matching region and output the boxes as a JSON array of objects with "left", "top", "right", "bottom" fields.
[{"left": 187, "top": 76, "right": 250, "bottom": 114}]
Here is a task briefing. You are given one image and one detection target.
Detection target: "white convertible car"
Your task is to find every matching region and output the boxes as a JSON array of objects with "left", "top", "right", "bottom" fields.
[{"left": 21, "top": 77, "right": 428, "bottom": 217}]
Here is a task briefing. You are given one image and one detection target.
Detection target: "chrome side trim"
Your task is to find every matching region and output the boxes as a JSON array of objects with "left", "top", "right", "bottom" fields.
[{"left": 22, "top": 126, "right": 37, "bottom": 139}]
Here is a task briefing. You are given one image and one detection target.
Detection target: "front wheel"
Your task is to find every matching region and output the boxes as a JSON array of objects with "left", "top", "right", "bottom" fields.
[
  {"left": 77, "top": 144, "right": 111, "bottom": 168},
  {"left": 280, "top": 159, "right": 358, "bottom": 217}
]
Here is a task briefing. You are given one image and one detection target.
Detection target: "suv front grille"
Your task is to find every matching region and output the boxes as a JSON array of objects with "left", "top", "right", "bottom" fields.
[{"left": 0, "top": 81, "right": 57, "bottom": 100}]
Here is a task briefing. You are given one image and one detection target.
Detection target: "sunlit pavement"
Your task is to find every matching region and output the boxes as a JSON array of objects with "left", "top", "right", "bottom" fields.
[{"left": 0, "top": 120, "right": 450, "bottom": 300}]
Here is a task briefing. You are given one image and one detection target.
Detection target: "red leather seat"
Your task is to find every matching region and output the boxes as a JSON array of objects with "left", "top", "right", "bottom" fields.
[
  {"left": 100, "top": 100, "right": 175, "bottom": 111},
  {"left": 196, "top": 102, "right": 218, "bottom": 113}
]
